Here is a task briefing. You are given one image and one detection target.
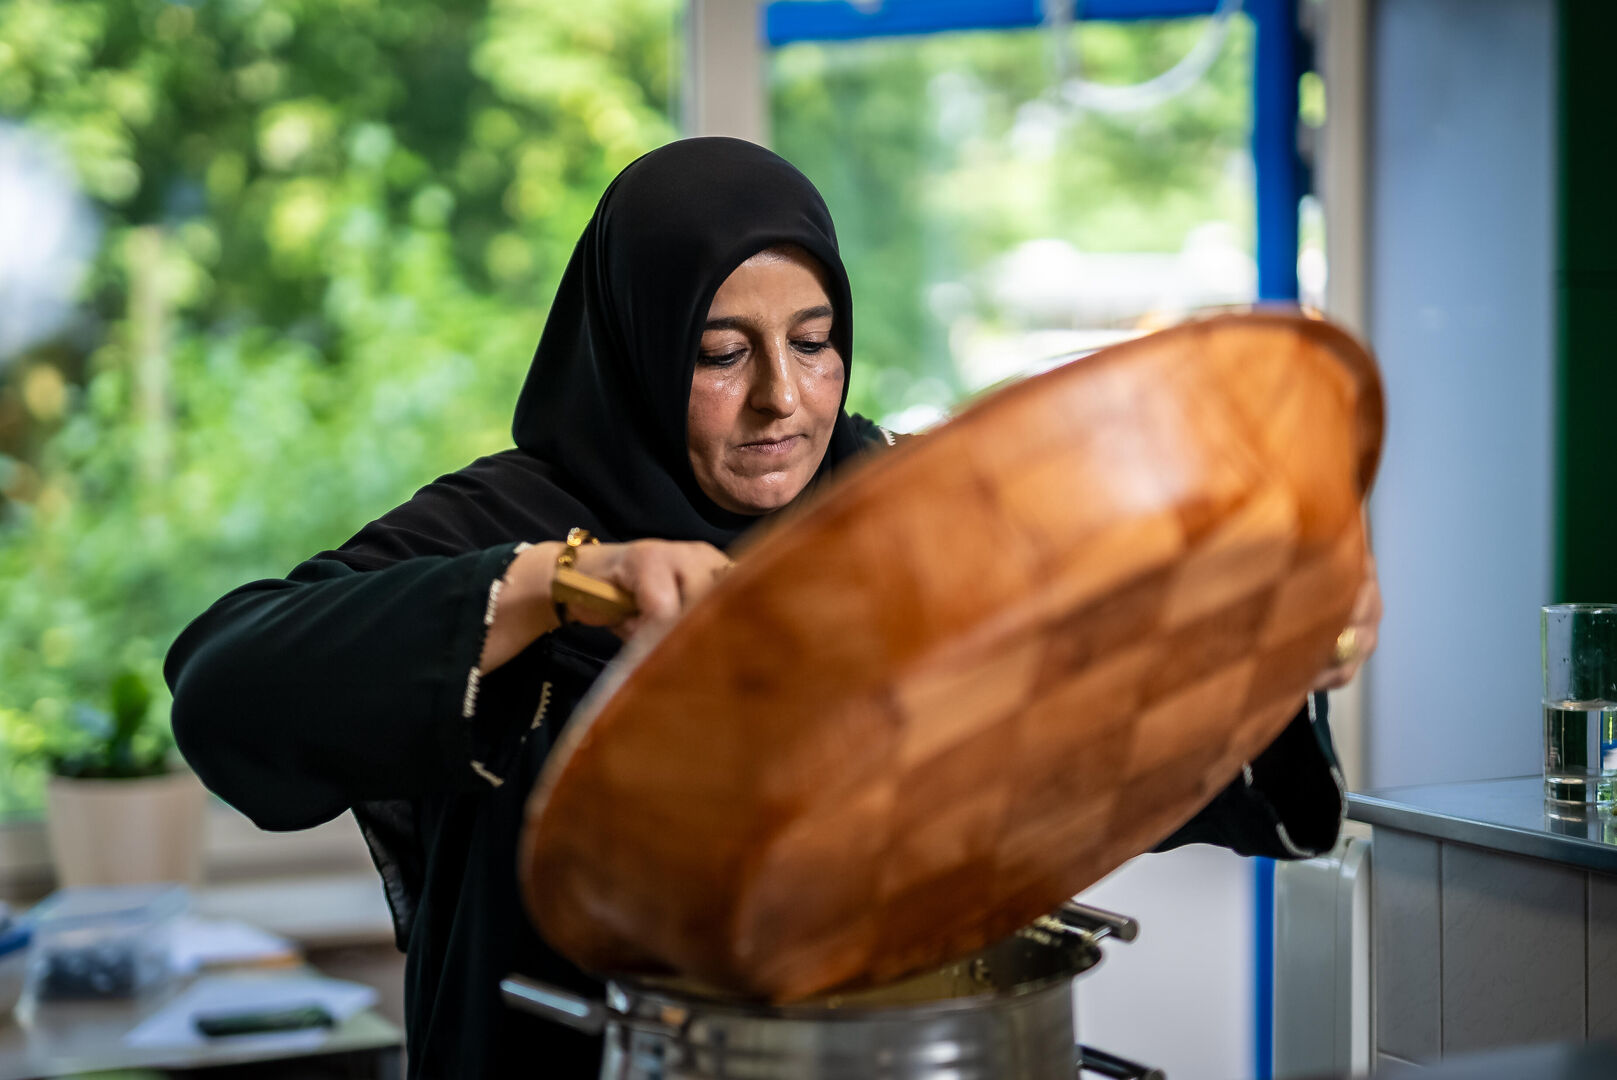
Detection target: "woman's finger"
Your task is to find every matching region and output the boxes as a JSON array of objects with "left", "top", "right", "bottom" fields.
[
  {"left": 623, "top": 550, "right": 683, "bottom": 624},
  {"left": 560, "top": 543, "right": 631, "bottom": 628},
  {"left": 1351, "top": 554, "right": 1381, "bottom": 624},
  {"left": 1312, "top": 665, "right": 1353, "bottom": 692},
  {"left": 671, "top": 543, "right": 732, "bottom": 607},
  {"left": 609, "top": 545, "right": 728, "bottom": 642},
  {"left": 1311, "top": 549, "right": 1384, "bottom": 690}
]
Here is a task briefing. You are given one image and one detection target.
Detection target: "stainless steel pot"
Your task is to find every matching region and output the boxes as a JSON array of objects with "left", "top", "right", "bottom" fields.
[{"left": 503, "top": 902, "right": 1162, "bottom": 1080}]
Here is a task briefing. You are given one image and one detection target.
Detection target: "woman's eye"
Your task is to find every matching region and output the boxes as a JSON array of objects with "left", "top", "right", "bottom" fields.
[
  {"left": 699, "top": 350, "right": 746, "bottom": 367},
  {"left": 794, "top": 340, "right": 830, "bottom": 354}
]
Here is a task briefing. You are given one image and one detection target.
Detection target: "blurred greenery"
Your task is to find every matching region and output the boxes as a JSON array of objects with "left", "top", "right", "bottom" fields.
[
  {"left": 0, "top": 0, "right": 681, "bottom": 814},
  {"left": 18, "top": 665, "right": 172, "bottom": 779},
  {"left": 774, "top": 16, "right": 1253, "bottom": 417},
  {"left": 0, "top": 3, "right": 1251, "bottom": 816}
]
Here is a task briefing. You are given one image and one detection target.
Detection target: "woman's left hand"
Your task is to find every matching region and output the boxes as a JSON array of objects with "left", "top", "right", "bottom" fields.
[{"left": 1312, "top": 546, "right": 1382, "bottom": 691}]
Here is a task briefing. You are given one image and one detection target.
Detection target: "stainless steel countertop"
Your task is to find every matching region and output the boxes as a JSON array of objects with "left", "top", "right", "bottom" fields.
[{"left": 1347, "top": 775, "right": 1617, "bottom": 874}]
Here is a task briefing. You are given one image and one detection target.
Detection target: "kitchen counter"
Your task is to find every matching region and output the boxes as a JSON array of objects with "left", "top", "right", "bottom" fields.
[
  {"left": 1347, "top": 775, "right": 1617, "bottom": 873},
  {"left": 1343, "top": 775, "right": 1617, "bottom": 1067}
]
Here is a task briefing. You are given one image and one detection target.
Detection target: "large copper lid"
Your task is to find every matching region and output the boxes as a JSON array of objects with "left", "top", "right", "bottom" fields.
[{"left": 520, "top": 310, "right": 1384, "bottom": 1002}]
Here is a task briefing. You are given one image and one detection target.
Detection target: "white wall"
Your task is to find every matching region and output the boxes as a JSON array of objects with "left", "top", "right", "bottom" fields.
[
  {"left": 1075, "top": 846, "right": 1255, "bottom": 1080},
  {"left": 1364, "top": 0, "right": 1558, "bottom": 789}
]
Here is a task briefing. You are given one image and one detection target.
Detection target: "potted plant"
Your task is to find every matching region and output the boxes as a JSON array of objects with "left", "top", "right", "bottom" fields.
[{"left": 36, "top": 668, "right": 206, "bottom": 888}]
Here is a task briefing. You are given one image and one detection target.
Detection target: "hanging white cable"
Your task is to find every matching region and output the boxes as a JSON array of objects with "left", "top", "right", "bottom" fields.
[{"left": 1045, "top": 0, "right": 1242, "bottom": 115}]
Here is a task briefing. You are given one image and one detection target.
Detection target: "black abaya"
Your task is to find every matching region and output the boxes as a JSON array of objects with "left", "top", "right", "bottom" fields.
[{"left": 166, "top": 138, "right": 1345, "bottom": 1079}]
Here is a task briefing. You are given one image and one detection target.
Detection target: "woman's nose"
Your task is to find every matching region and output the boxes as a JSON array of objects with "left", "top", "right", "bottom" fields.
[{"left": 749, "top": 339, "right": 799, "bottom": 418}]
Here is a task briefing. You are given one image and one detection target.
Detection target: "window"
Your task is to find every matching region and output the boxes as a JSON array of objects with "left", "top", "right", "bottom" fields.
[
  {"left": 0, "top": 0, "right": 683, "bottom": 821},
  {"left": 767, "top": 4, "right": 1260, "bottom": 431}
]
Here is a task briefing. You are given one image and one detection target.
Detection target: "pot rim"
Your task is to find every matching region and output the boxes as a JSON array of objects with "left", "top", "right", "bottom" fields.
[{"left": 604, "top": 935, "right": 1104, "bottom": 1023}]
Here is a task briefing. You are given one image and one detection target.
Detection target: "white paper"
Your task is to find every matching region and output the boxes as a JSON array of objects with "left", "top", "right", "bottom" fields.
[
  {"left": 124, "top": 971, "right": 378, "bottom": 1050},
  {"left": 168, "top": 915, "right": 298, "bottom": 974}
]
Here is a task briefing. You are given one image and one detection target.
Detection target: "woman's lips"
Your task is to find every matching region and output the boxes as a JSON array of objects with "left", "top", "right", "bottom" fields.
[{"left": 737, "top": 434, "right": 804, "bottom": 456}]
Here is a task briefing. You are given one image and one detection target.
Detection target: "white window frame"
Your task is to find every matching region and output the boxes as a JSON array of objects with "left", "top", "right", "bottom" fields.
[{"left": 686, "top": 0, "right": 768, "bottom": 141}]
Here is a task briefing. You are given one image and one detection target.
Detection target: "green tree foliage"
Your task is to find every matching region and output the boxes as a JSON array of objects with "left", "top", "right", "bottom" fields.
[
  {"left": 0, "top": 3, "right": 1250, "bottom": 816},
  {"left": 0, "top": 0, "right": 680, "bottom": 814}
]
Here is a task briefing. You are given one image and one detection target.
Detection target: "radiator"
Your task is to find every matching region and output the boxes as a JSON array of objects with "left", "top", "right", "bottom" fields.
[{"left": 1273, "top": 834, "right": 1372, "bottom": 1078}]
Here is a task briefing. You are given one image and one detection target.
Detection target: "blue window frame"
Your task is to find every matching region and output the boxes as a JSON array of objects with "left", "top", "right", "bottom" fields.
[
  {"left": 765, "top": 0, "right": 1226, "bottom": 41},
  {"left": 764, "top": 3, "right": 1305, "bottom": 1076}
]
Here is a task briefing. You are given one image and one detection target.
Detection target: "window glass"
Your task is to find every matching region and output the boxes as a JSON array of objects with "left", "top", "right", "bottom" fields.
[
  {"left": 0, "top": 0, "right": 682, "bottom": 818},
  {"left": 770, "top": 14, "right": 1256, "bottom": 432}
]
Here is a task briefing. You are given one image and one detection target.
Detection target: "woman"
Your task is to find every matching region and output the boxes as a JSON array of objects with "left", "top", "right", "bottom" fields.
[{"left": 166, "top": 137, "right": 1378, "bottom": 1077}]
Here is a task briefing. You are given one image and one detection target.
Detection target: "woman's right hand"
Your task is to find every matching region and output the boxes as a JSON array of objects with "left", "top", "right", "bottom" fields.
[
  {"left": 480, "top": 538, "right": 732, "bottom": 674},
  {"left": 478, "top": 540, "right": 734, "bottom": 675},
  {"left": 568, "top": 539, "right": 732, "bottom": 640}
]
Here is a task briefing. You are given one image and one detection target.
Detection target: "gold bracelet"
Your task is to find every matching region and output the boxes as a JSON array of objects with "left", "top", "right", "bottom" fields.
[
  {"left": 549, "top": 529, "right": 638, "bottom": 626},
  {"left": 552, "top": 528, "right": 598, "bottom": 626}
]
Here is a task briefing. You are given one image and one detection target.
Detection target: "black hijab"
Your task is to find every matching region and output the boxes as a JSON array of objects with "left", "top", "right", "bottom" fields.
[{"left": 512, "top": 136, "right": 867, "bottom": 549}]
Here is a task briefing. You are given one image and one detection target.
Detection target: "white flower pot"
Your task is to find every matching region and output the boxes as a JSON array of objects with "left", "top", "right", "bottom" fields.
[{"left": 44, "top": 769, "right": 207, "bottom": 888}]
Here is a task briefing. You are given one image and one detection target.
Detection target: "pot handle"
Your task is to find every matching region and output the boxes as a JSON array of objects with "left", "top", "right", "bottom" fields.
[
  {"left": 500, "top": 974, "right": 607, "bottom": 1035},
  {"left": 1076, "top": 1044, "right": 1166, "bottom": 1080},
  {"left": 1054, "top": 901, "right": 1140, "bottom": 944}
]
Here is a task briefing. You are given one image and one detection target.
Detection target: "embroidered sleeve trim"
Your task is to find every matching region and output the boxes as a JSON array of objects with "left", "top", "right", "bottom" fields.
[
  {"left": 1270, "top": 764, "right": 1347, "bottom": 859},
  {"left": 1261, "top": 696, "right": 1348, "bottom": 858},
  {"left": 470, "top": 759, "right": 505, "bottom": 788},
  {"left": 532, "top": 680, "right": 553, "bottom": 730},
  {"left": 1311, "top": 692, "right": 1350, "bottom": 840},
  {"left": 461, "top": 667, "right": 482, "bottom": 720},
  {"left": 1234, "top": 694, "right": 1346, "bottom": 859},
  {"left": 1273, "top": 821, "right": 1311, "bottom": 859},
  {"left": 461, "top": 546, "right": 527, "bottom": 724}
]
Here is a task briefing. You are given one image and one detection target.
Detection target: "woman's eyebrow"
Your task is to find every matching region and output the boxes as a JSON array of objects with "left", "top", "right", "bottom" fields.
[{"left": 702, "top": 306, "right": 833, "bottom": 332}]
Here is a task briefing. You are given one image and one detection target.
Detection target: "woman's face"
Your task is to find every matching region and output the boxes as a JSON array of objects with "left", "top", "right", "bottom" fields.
[{"left": 687, "top": 246, "right": 845, "bottom": 515}]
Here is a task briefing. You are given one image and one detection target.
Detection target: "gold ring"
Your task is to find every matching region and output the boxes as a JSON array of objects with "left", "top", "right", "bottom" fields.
[{"left": 1333, "top": 627, "right": 1359, "bottom": 667}]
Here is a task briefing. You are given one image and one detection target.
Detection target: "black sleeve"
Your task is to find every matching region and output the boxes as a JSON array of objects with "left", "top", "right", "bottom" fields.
[
  {"left": 165, "top": 542, "right": 540, "bottom": 831},
  {"left": 1154, "top": 692, "right": 1346, "bottom": 859}
]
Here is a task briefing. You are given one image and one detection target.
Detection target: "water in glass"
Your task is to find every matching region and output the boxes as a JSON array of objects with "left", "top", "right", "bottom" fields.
[{"left": 1543, "top": 698, "right": 1617, "bottom": 805}]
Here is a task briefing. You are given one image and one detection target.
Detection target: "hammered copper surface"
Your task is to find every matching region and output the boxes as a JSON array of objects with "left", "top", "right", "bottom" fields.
[{"left": 520, "top": 311, "right": 1384, "bottom": 1002}]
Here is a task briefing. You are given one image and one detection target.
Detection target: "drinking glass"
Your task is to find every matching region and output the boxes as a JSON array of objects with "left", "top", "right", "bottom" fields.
[{"left": 1542, "top": 603, "right": 1617, "bottom": 806}]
